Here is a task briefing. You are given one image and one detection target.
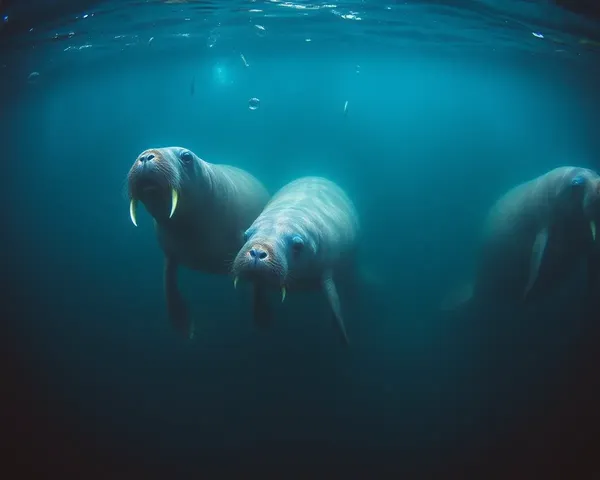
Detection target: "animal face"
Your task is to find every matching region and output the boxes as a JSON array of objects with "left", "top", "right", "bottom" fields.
[
  {"left": 127, "top": 147, "right": 199, "bottom": 225},
  {"left": 231, "top": 223, "right": 318, "bottom": 292}
]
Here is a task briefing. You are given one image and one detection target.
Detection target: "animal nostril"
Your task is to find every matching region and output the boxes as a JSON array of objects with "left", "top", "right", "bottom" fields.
[
  {"left": 140, "top": 153, "right": 155, "bottom": 163},
  {"left": 248, "top": 248, "right": 268, "bottom": 260}
]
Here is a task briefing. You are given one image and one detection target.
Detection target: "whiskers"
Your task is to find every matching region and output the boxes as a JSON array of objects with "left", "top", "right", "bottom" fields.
[
  {"left": 282, "top": 268, "right": 298, "bottom": 286},
  {"left": 127, "top": 158, "right": 180, "bottom": 199},
  {"left": 229, "top": 240, "right": 288, "bottom": 286},
  {"left": 155, "top": 160, "right": 179, "bottom": 189},
  {"left": 267, "top": 258, "right": 286, "bottom": 282},
  {"left": 224, "top": 251, "right": 239, "bottom": 274}
]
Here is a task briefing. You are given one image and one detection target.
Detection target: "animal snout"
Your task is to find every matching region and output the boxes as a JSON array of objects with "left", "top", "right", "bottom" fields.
[
  {"left": 139, "top": 153, "right": 156, "bottom": 163},
  {"left": 248, "top": 247, "right": 268, "bottom": 261}
]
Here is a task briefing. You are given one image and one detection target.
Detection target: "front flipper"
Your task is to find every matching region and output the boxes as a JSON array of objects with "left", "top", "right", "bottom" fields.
[
  {"left": 253, "top": 285, "right": 274, "bottom": 329},
  {"left": 164, "top": 257, "right": 194, "bottom": 340},
  {"left": 322, "top": 273, "right": 350, "bottom": 347},
  {"left": 523, "top": 227, "right": 549, "bottom": 301}
]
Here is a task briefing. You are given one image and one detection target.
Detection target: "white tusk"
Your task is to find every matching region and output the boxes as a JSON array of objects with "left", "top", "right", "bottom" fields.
[
  {"left": 591, "top": 221, "right": 596, "bottom": 242},
  {"left": 233, "top": 277, "right": 238, "bottom": 289},
  {"left": 281, "top": 286, "right": 287, "bottom": 303},
  {"left": 129, "top": 198, "right": 138, "bottom": 227},
  {"left": 169, "top": 188, "right": 178, "bottom": 219}
]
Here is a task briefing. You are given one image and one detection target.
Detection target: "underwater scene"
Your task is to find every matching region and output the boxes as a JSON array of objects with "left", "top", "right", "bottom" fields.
[{"left": 2, "top": 0, "right": 600, "bottom": 476}]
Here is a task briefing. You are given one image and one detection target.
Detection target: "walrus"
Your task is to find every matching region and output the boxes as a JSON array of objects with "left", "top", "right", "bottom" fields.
[
  {"left": 127, "top": 146, "right": 270, "bottom": 338},
  {"left": 443, "top": 166, "right": 600, "bottom": 310},
  {"left": 230, "top": 176, "right": 360, "bottom": 346}
]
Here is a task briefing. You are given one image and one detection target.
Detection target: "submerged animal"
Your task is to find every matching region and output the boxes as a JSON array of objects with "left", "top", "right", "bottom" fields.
[
  {"left": 443, "top": 166, "right": 600, "bottom": 310},
  {"left": 231, "top": 176, "right": 360, "bottom": 346},
  {"left": 127, "top": 146, "right": 270, "bottom": 338}
]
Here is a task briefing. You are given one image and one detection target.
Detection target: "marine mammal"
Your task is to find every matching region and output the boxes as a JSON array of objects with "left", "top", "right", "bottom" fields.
[
  {"left": 127, "top": 146, "right": 270, "bottom": 338},
  {"left": 231, "top": 176, "right": 360, "bottom": 346},
  {"left": 443, "top": 166, "right": 600, "bottom": 310}
]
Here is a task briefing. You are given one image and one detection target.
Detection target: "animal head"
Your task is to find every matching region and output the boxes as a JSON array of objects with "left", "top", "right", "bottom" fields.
[
  {"left": 568, "top": 170, "right": 600, "bottom": 242},
  {"left": 231, "top": 221, "right": 319, "bottom": 297},
  {"left": 127, "top": 147, "right": 204, "bottom": 226}
]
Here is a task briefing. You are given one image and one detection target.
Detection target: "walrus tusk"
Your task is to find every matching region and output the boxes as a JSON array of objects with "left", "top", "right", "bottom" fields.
[
  {"left": 591, "top": 221, "right": 597, "bottom": 242},
  {"left": 233, "top": 277, "right": 238, "bottom": 289},
  {"left": 169, "top": 188, "right": 179, "bottom": 218},
  {"left": 129, "top": 198, "right": 138, "bottom": 227},
  {"left": 281, "top": 286, "right": 286, "bottom": 303}
]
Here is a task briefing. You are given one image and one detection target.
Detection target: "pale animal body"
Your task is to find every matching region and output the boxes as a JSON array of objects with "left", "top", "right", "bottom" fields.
[
  {"left": 444, "top": 166, "right": 600, "bottom": 309},
  {"left": 231, "top": 176, "right": 360, "bottom": 345},
  {"left": 127, "top": 146, "right": 270, "bottom": 338}
]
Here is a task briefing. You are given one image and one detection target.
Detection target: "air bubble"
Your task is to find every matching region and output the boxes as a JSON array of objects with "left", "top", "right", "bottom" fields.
[
  {"left": 248, "top": 97, "right": 260, "bottom": 110},
  {"left": 27, "top": 71, "right": 40, "bottom": 84}
]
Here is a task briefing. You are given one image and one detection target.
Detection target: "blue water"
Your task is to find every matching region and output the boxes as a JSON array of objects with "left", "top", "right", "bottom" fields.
[{"left": 2, "top": 0, "right": 600, "bottom": 476}]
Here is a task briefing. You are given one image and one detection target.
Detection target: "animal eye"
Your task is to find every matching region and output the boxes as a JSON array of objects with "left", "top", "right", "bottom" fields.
[
  {"left": 571, "top": 175, "right": 585, "bottom": 187},
  {"left": 181, "top": 151, "right": 193, "bottom": 164},
  {"left": 291, "top": 235, "right": 304, "bottom": 253},
  {"left": 243, "top": 229, "right": 252, "bottom": 242}
]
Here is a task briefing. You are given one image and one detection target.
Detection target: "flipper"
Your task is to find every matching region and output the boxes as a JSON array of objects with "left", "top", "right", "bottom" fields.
[
  {"left": 322, "top": 273, "right": 350, "bottom": 347},
  {"left": 524, "top": 227, "right": 548, "bottom": 300},
  {"left": 252, "top": 285, "right": 274, "bottom": 329},
  {"left": 440, "top": 282, "right": 474, "bottom": 311},
  {"left": 164, "top": 257, "right": 194, "bottom": 340}
]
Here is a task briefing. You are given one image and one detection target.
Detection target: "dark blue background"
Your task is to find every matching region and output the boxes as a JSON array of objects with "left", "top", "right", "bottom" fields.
[{"left": 2, "top": 0, "right": 600, "bottom": 477}]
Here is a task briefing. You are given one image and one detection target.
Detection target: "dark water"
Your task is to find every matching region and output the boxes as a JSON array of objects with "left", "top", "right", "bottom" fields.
[{"left": 2, "top": 0, "right": 600, "bottom": 477}]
